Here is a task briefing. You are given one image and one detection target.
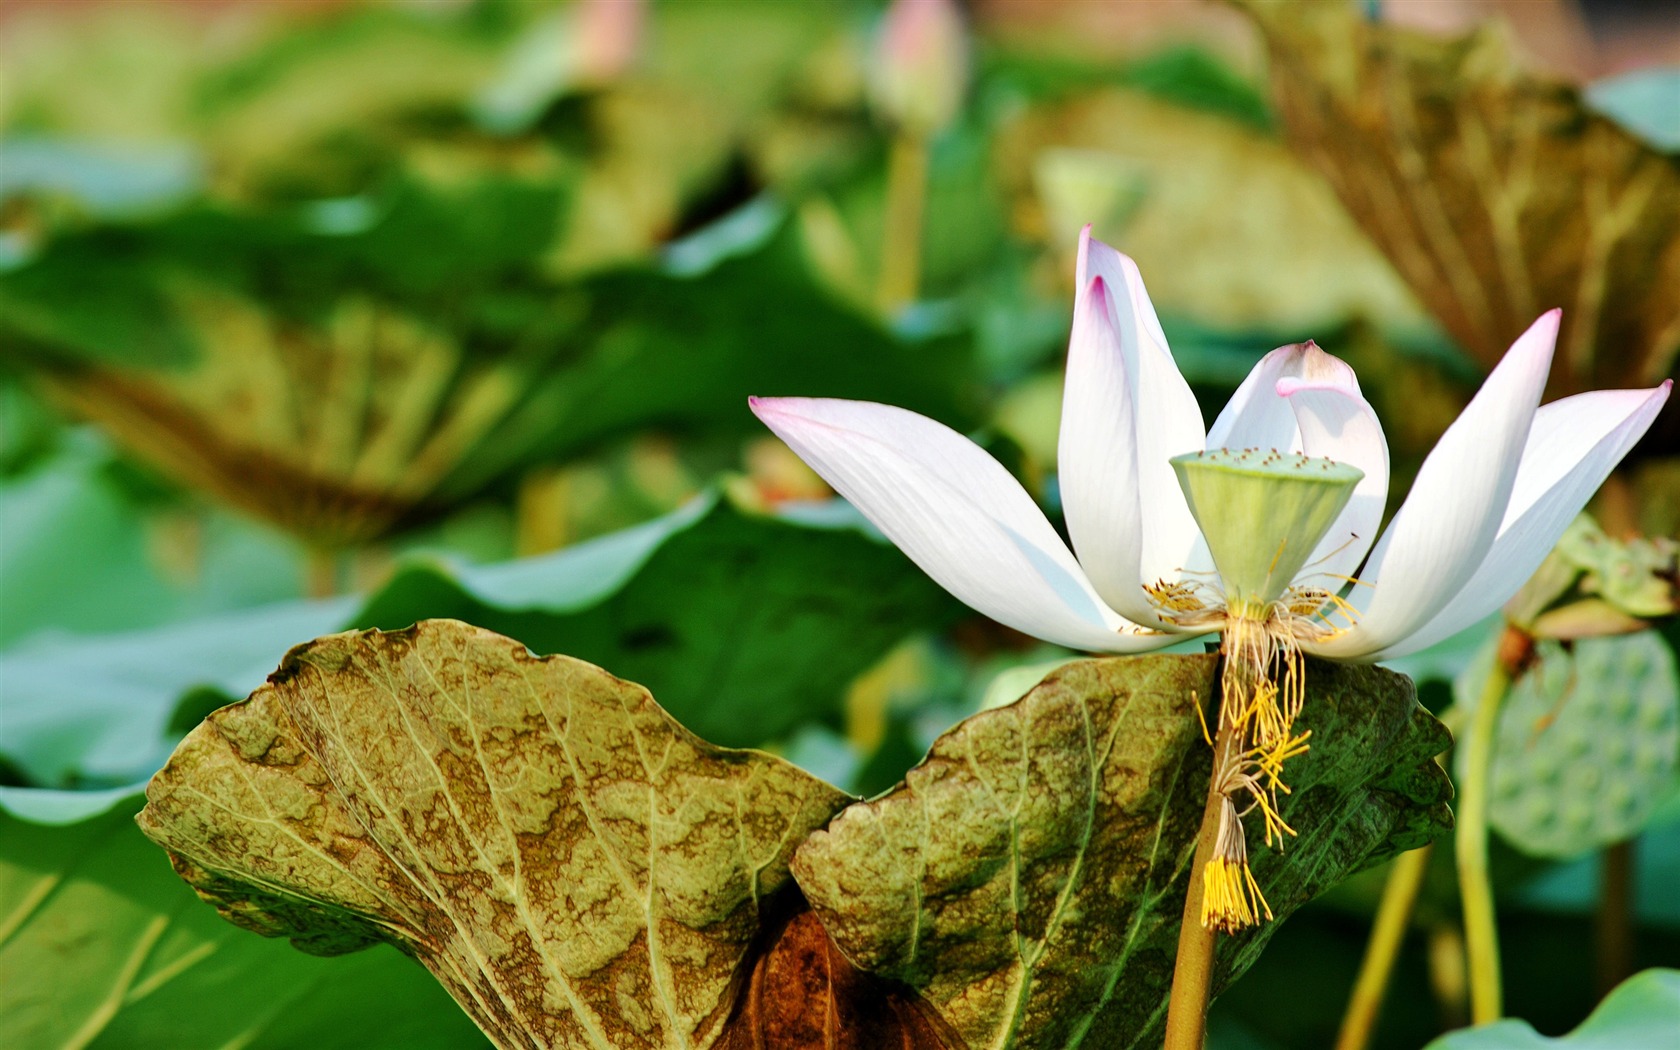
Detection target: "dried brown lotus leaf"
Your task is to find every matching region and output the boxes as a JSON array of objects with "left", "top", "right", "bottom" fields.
[
  {"left": 138, "top": 620, "right": 851, "bottom": 1050},
  {"left": 1234, "top": 0, "right": 1680, "bottom": 429},
  {"left": 38, "top": 289, "right": 534, "bottom": 547},
  {"left": 792, "top": 656, "right": 1452, "bottom": 1048}
]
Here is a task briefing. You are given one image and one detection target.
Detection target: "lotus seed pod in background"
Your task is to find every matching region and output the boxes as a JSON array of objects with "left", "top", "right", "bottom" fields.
[{"left": 1456, "top": 631, "right": 1680, "bottom": 858}]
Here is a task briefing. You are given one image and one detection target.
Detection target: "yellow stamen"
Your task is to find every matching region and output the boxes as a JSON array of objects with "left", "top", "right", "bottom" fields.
[
  {"left": 1146, "top": 579, "right": 1208, "bottom": 613},
  {"left": 1193, "top": 690, "right": 1214, "bottom": 749},
  {"left": 1200, "top": 795, "right": 1275, "bottom": 933}
]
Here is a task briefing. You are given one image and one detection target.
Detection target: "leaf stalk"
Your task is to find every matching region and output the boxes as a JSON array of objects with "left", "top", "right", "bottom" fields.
[
  {"left": 1335, "top": 844, "right": 1433, "bottom": 1050},
  {"left": 1457, "top": 625, "right": 1525, "bottom": 1024},
  {"left": 877, "top": 132, "right": 929, "bottom": 316}
]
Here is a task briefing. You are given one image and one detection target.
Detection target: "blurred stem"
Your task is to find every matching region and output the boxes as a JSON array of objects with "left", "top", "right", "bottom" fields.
[
  {"left": 304, "top": 547, "right": 340, "bottom": 599},
  {"left": 1336, "top": 845, "right": 1433, "bottom": 1050},
  {"left": 876, "top": 131, "right": 929, "bottom": 316},
  {"left": 1427, "top": 922, "right": 1470, "bottom": 1030},
  {"left": 1458, "top": 625, "right": 1526, "bottom": 1025},
  {"left": 1163, "top": 693, "right": 1237, "bottom": 1050},
  {"left": 1596, "top": 839, "right": 1636, "bottom": 995}
]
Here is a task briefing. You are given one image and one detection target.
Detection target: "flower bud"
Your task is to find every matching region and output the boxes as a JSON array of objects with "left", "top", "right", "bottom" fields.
[{"left": 867, "top": 0, "right": 969, "bottom": 137}]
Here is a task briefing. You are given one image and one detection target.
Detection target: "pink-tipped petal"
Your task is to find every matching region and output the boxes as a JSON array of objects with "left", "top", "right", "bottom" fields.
[
  {"left": 750, "top": 396, "right": 1174, "bottom": 653},
  {"left": 1206, "top": 341, "right": 1317, "bottom": 454},
  {"left": 1278, "top": 355, "right": 1390, "bottom": 586},
  {"left": 1314, "top": 310, "right": 1560, "bottom": 659},
  {"left": 1059, "top": 277, "right": 1165, "bottom": 626},
  {"left": 1370, "top": 380, "right": 1670, "bottom": 659},
  {"left": 1075, "top": 228, "right": 1206, "bottom": 585}
]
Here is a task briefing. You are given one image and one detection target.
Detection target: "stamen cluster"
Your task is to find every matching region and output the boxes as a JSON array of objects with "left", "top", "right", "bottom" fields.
[{"left": 1165, "top": 585, "right": 1350, "bottom": 932}]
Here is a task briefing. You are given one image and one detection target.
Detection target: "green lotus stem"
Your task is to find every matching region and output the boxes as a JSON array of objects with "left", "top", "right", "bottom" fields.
[
  {"left": 1335, "top": 845, "right": 1433, "bottom": 1050},
  {"left": 876, "top": 131, "right": 929, "bottom": 315},
  {"left": 1458, "top": 629, "right": 1523, "bottom": 1025},
  {"left": 1163, "top": 695, "right": 1240, "bottom": 1050}
]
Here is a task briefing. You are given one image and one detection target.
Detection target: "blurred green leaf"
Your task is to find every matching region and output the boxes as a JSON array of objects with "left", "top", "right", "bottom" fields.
[
  {"left": 1, "top": 4, "right": 211, "bottom": 142},
  {"left": 0, "top": 137, "right": 203, "bottom": 217},
  {"left": 355, "top": 494, "right": 963, "bottom": 747},
  {"left": 192, "top": 6, "right": 505, "bottom": 198},
  {"left": 0, "top": 493, "right": 961, "bottom": 785},
  {"left": 0, "top": 434, "right": 300, "bottom": 648},
  {"left": 981, "top": 45, "right": 1272, "bottom": 131},
  {"left": 0, "top": 790, "right": 490, "bottom": 1050},
  {"left": 1585, "top": 69, "right": 1680, "bottom": 155},
  {"left": 1517, "top": 807, "right": 1680, "bottom": 929},
  {"left": 1454, "top": 632, "right": 1680, "bottom": 857},
  {"left": 5, "top": 203, "right": 975, "bottom": 544},
  {"left": 0, "top": 596, "right": 351, "bottom": 789},
  {"left": 0, "top": 236, "right": 199, "bottom": 368},
  {"left": 1422, "top": 968, "right": 1680, "bottom": 1049},
  {"left": 442, "top": 230, "right": 982, "bottom": 500},
  {"left": 792, "top": 656, "right": 1453, "bottom": 1047}
]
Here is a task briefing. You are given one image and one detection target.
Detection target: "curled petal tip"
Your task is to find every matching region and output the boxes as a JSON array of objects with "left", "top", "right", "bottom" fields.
[{"left": 748, "top": 395, "right": 787, "bottom": 420}]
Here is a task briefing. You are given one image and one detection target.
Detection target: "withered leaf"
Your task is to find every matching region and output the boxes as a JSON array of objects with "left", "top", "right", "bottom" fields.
[
  {"left": 137, "top": 620, "right": 851, "bottom": 1050},
  {"left": 1233, "top": 0, "right": 1680, "bottom": 446},
  {"left": 994, "top": 87, "right": 1426, "bottom": 337},
  {"left": 791, "top": 656, "right": 1452, "bottom": 1049},
  {"left": 33, "top": 284, "right": 554, "bottom": 548}
]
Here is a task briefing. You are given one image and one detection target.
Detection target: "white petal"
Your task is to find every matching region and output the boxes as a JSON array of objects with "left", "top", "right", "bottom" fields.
[
  {"left": 750, "top": 396, "right": 1173, "bottom": 652},
  {"left": 1206, "top": 342, "right": 1315, "bottom": 454},
  {"left": 1370, "top": 380, "right": 1670, "bottom": 659},
  {"left": 1059, "top": 276, "right": 1167, "bottom": 627},
  {"left": 1278, "top": 356, "right": 1390, "bottom": 586},
  {"left": 1312, "top": 311, "right": 1560, "bottom": 659},
  {"left": 1077, "top": 228, "right": 1206, "bottom": 585}
]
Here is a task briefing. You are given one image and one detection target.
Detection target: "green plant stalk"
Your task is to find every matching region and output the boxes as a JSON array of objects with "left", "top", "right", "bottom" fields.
[
  {"left": 1596, "top": 839, "right": 1636, "bottom": 995},
  {"left": 1163, "top": 698, "right": 1239, "bottom": 1050},
  {"left": 1457, "top": 631, "right": 1520, "bottom": 1025},
  {"left": 876, "top": 131, "right": 929, "bottom": 315},
  {"left": 1335, "top": 845, "right": 1433, "bottom": 1050}
]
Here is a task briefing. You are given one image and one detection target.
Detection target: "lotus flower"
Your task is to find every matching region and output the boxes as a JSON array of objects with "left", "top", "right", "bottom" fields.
[{"left": 751, "top": 229, "right": 1670, "bottom": 667}]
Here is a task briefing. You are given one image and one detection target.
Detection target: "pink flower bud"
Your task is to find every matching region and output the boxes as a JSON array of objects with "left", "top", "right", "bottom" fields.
[{"left": 868, "top": 0, "right": 969, "bottom": 136}]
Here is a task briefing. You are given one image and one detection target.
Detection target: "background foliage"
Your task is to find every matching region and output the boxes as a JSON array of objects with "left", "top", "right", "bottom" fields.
[{"left": 1, "top": 0, "right": 1676, "bottom": 1047}]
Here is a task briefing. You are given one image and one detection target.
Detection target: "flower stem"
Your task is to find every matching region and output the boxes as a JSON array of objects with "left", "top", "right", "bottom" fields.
[
  {"left": 1163, "top": 696, "right": 1239, "bottom": 1050},
  {"left": 1457, "top": 626, "right": 1524, "bottom": 1025},
  {"left": 876, "top": 131, "right": 929, "bottom": 316},
  {"left": 1335, "top": 845, "right": 1433, "bottom": 1050},
  {"left": 1595, "top": 839, "right": 1636, "bottom": 995}
]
